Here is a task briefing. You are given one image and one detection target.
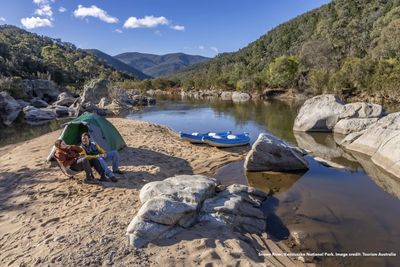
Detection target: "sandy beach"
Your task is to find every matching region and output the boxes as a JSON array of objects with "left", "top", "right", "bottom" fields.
[{"left": 0, "top": 118, "right": 307, "bottom": 266}]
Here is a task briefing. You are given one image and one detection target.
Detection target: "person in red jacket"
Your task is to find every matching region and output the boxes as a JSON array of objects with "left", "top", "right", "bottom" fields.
[{"left": 54, "top": 139, "right": 106, "bottom": 184}]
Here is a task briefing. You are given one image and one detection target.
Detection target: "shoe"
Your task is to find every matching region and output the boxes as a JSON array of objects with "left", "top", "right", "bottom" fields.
[
  {"left": 99, "top": 174, "right": 109, "bottom": 182},
  {"left": 83, "top": 177, "right": 98, "bottom": 184},
  {"left": 113, "top": 170, "right": 124, "bottom": 175},
  {"left": 109, "top": 176, "right": 118, "bottom": 183}
]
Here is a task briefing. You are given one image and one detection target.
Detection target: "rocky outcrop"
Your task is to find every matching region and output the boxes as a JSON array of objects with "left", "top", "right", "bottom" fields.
[
  {"left": 220, "top": 91, "right": 233, "bottom": 101},
  {"left": 54, "top": 92, "right": 77, "bottom": 107},
  {"left": 22, "top": 79, "right": 59, "bottom": 102},
  {"left": 339, "top": 102, "right": 384, "bottom": 119},
  {"left": 23, "top": 106, "right": 56, "bottom": 123},
  {"left": 294, "top": 95, "right": 385, "bottom": 134},
  {"left": 333, "top": 118, "right": 379, "bottom": 135},
  {"left": 127, "top": 175, "right": 268, "bottom": 248},
  {"left": 232, "top": 92, "right": 251, "bottom": 102},
  {"left": 344, "top": 112, "right": 400, "bottom": 178},
  {"left": 30, "top": 97, "right": 48, "bottom": 108},
  {"left": 244, "top": 133, "right": 309, "bottom": 172},
  {"left": 198, "top": 184, "right": 268, "bottom": 233},
  {"left": 81, "top": 79, "right": 110, "bottom": 105},
  {"left": 293, "top": 94, "right": 345, "bottom": 132},
  {"left": 0, "top": 91, "right": 22, "bottom": 125},
  {"left": 128, "top": 175, "right": 217, "bottom": 247}
]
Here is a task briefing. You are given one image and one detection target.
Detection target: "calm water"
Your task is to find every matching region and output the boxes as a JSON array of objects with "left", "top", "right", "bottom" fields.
[{"left": 128, "top": 96, "right": 400, "bottom": 267}]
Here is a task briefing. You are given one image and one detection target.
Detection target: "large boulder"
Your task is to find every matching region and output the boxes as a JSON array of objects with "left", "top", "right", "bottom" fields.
[
  {"left": 81, "top": 79, "right": 110, "bottom": 105},
  {"left": 30, "top": 97, "right": 48, "bottom": 108},
  {"left": 16, "top": 99, "right": 30, "bottom": 108},
  {"left": 232, "top": 92, "right": 251, "bottom": 102},
  {"left": 345, "top": 112, "right": 400, "bottom": 178},
  {"left": 293, "top": 94, "right": 345, "bottom": 132},
  {"left": 23, "top": 105, "right": 56, "bottom": 123},
  {"left": 333, "top": 118, "right": 379, "bottom": 135},
  {"left": 22, "top": 79, "right": 59, "bottom": 102},
  {"left": 198, "top": 184, "right": 268, "bottom": 233},
  {"left": 339, "top": 102, "right": 384, "bottom": 119},
  {"left": 139, "top": 175, "right": 217, "bottom": 204},
  {"left": 220, "top": 91, "right": 233, "bottom": 101},
  {"left": 0, "top": 91, "right": 21, "bottom": 126},
  {"left": 244, "top": 133, "right": 309, "bottom": 172},
  {"left": 128, "top": 175, "right": 218, "bottom": 247},
  {"left": 97, "top": 97, "right": 112, "bottom": 108},
  {"left": 48, "top": 105, "right": 73, "bottom": 117},
  {"left": 54, "top": 92, "right": 76, "bottom": 107},
  {"left": 127, "top": 176, "right": 269, "bottom": 248}
]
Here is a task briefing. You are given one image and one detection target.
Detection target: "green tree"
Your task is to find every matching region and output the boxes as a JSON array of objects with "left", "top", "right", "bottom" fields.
[{"left": 265, "top": 55, "right": 300, "bottom": 88}]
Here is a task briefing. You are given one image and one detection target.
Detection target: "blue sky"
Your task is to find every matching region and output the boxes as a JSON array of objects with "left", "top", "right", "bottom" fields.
[{"left": 0, "top": 0, "right": 331, "bottom": 57}]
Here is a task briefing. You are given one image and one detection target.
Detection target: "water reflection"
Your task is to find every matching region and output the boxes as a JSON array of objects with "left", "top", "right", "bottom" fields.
[
  {"left": 349, "top": 151, "right": 400, "bottom": 199},
  {"left": 294, "top": 131, "right": 400, "bottom": 199},
  {"left": 247, "top": 171, "right": 304, "bottom": 194},
  {"left": 294, "top": 131, "right": 361, "bottom": 171}
]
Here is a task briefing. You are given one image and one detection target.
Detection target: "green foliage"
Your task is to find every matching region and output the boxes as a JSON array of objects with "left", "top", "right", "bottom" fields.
[
  {"left": 0, "top": 25, "right": 135, "bottom": 89},
  {"left": 369, "top": 58, "right": 400, "bottom": 98},
  {"left": 0, "top": 76, "right": 24, "bottom": 98},
  {"left": 265, "top": 55, "right": 299, "bottom": 88},
  {"left": 307, "top": 69, "right": 330, "bottom": 94}
]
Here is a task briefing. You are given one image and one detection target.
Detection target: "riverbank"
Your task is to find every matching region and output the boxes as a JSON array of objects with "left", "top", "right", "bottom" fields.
[{"left": 0, "top": 118, "right": 305, "bottom": 266}]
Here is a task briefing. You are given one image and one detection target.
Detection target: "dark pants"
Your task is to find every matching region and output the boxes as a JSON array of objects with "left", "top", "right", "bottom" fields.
[{"left": 70, "top": 158, "right": 104, "bottom": 177}]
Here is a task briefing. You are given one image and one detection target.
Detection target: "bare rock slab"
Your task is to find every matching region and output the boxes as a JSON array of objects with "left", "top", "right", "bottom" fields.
[{"left": 127, "top": 176, "right": 269, "bottom": 248}]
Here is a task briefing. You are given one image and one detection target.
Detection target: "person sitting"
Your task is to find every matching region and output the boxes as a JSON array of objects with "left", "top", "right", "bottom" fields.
[
  {"left": 54, "top": 139, "right": 106, "bottom": 184},
  {"left": 80, "top": 132, "right": 122, "bottom": 182}
]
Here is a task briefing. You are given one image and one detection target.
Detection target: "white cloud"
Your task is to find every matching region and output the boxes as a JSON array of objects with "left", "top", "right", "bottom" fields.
[
  {"left": 199, "top": 45, "right": 205, "bottom": 50},
  {"left": 210, "top": 46, "right": 219, "bottom": 53},
  {"left": 21, "top": 16, "right": 53, "bottom": 29},
  {"left": 58, "top": 7, "right": 67, "bottom": 13},
  {"left": 124, "top": 16, "right": 169, "bottom": 28},
  {"left": 35, "top": 4, "right": 53, "bottom": 18},
  {"left": 33, "top": 0, "right": 54, "bottom": 5},
  {"left": 115, "top": 29, "right": 123, "bottom": 33},
  {"left": 171, "top": 25, "right": 185, "bottom": 31},
  {"left": 73, "top": 5, "right": 119, "bottom": 24},
  {"left": 0, "top": 17, "right": 6, "bottom": 22}
]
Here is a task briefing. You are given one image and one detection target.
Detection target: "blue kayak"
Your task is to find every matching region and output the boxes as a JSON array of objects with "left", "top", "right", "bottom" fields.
[
  {"left": 180, "top": 131, "right": 232, "bottom": 143},
  {"left": 202, "top": 133, "right": 250, "bottom": 147}
]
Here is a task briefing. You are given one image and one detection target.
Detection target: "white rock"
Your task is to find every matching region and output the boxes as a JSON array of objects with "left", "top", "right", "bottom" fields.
[
  {"left": 333, "top": 118, "right": 378, "bottom": 135},
  {"left": 220, "top": 91, "right": 233, "bottom": 101},
  {"left": 293, "top": 94, "right": 345, "bottom": 132},
  {"left": 232, "top": 92, "right": 251, "bottom": 102},
  {"left": 244, "top": 132, "right": 309, "bottom": 172},
  {"left": 339, "top": 102, "right": 384, "bottom": 119}
]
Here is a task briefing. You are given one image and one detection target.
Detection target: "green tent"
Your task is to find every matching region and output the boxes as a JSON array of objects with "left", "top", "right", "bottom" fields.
[{"left": 47, "top": 113, "right": 126, "bottom": 162}]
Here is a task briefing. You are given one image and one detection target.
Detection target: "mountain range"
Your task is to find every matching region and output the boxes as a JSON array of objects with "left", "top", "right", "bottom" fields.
[
  {"left": 85, "top": 49, "right": 150, "bottom": 80},
  {"left": 115, "top": 52, "right": 210, "bottom": 77}
]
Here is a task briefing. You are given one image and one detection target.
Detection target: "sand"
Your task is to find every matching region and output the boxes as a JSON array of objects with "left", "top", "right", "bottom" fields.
[{"left": 0, "top": 118, "right": 307, "bottom": 266}]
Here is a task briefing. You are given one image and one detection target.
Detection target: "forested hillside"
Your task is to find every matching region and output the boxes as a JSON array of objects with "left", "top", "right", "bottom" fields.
[
  {"left": 0, "top": 25, "right": 137, "bottom": 93},
  {"left": 167, "top": 0, "right": 400, "bottom": 100}
]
